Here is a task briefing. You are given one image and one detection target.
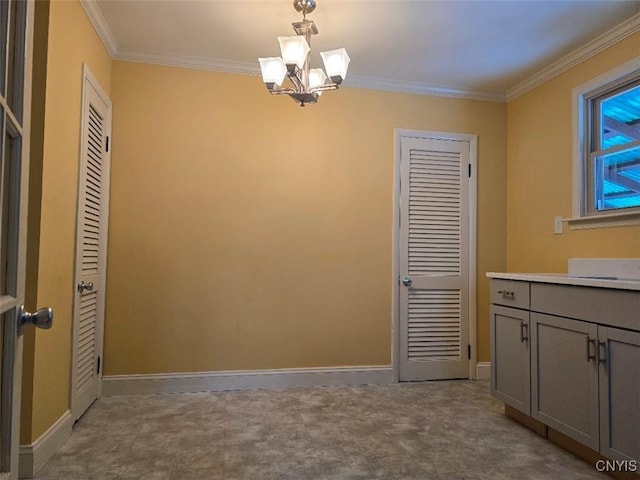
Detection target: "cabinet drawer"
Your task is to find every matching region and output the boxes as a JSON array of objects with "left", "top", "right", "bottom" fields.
[
  {"left": 491, "top": 279, "right": 530, "bottom": 309},
  {"left": 531, "top": 283, "right": 640, "bottom": 331}
]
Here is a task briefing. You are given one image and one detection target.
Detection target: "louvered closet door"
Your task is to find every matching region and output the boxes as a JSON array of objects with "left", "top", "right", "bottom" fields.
[
  {"left": 71, "top": 67, "right": 111, "bottom": 420},
  {"left": 399, "top": 136, "right": 470, "bottom": 381}
]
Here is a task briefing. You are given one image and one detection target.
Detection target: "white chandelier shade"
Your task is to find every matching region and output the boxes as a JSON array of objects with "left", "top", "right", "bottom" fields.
[
  {"left": 277, "top": 36, "right": 310, "bottom": 69},
  {"left": 308, "top": 68, "right": 327, "bottom": 90},
  {"left": 258, "top": 57, "right": 287, "bottom": 87},
  {"left": 320, "top": 48, "right": 350, "bottom": 83},
  {"left": 257, "top": 0, "right": 349, "bottom": 106}
]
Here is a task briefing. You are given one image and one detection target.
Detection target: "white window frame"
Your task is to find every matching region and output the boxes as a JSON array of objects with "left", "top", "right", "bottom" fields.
[{"left": 570, "top": 56, "right": 640, "bottom": 229}]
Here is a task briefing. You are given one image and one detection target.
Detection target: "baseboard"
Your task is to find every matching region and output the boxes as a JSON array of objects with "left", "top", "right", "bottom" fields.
[
  {"left": 476, "top": 362, "right": 491, "bottom": 380},
  {"left": 19, "top": 410, "right": 72, "bottom": 479},
  {"left": 102, "top": 366, "right": 394, "bottom": 396}
]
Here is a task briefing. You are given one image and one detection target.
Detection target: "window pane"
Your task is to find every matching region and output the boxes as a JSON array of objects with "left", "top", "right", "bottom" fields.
[
  {"left": 0, "top": 0, "right": 8, "bottom": 98},
  {"left": 594, "top": 144, "right": 640, "bottom": 211},
  {"left": 600, "top": 83, "right": 640, "bottom": 150},
  {"left": 6, "top": 0, "right": 26, "bottom": 123},
  {"left": 1, "top": 119, "right": 20, "bottom": 297},
  {"left": 0, "top": 310, "right": 13, "bottom": 473}
]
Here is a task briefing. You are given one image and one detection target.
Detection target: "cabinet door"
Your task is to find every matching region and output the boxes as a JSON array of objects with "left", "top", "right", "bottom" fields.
[
  {"left": 491, "top": 306, "right": 530, "bottom": 414},
  {"left": 598, "top": 327, "right": 640, "bottom": 463},
  {"left": 531, "top": 313, "right": 599, "bottom": 450}
]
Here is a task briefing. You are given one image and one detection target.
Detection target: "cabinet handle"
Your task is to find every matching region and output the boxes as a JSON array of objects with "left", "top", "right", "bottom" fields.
[
  {"left": 586, "top": 336, "right": 596, "bottom": 362},
  {"left": 598, "top": 341, "right": 607, "bottom": 364},
  {"left": 498, "top": 290, "right": 515, "bottom": 300},
  {"left": 519, "top": 321, "right": 528, "bottom": 342}
]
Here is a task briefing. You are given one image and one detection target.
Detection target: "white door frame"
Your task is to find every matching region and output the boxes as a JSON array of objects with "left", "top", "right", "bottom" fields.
[
  {"left": 392, "top": 129, "right": 478, "bottom": 382},
  {"left": 69, "top": 64, "right": 112, "bottom": 419}
]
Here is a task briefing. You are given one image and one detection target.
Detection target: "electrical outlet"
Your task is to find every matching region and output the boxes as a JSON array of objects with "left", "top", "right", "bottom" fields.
[{"left": 554, "top": 216, "right": 563, "bottom": 234}]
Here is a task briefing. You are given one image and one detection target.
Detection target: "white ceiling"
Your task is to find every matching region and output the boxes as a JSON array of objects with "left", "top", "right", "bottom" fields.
[{"left": 87, "top": 0, "right": 640, "bottom": 101}]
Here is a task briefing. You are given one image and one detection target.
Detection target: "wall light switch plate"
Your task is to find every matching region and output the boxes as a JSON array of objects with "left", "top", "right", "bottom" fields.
[{"left": 554, "top": 216, "right": 563, "bottom": 234}]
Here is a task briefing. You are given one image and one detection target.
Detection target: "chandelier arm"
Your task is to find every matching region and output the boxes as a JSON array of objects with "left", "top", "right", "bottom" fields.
[
  {"left": 310, "top": 83, "right": 340, "bottom": 94},
  {"left": 267, "top": 87, "right": 297, "bottom": 95},
  {"left": 286, "top": 69, "right": 305, "bottom": 93}
]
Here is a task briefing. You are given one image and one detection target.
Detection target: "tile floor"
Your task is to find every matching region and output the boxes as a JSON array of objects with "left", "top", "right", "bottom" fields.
[{"left": 35, "top": 380, "right": 607, "bottom": 480}]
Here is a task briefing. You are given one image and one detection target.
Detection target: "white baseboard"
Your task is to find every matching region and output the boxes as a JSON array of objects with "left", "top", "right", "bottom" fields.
[
  {"left": 476, "top": 362, "right": 491, "bottom": 380},
  {"left": 102, "top": 366, "right": 394, "bottom": 396},
  {"left": 19, "top": 410, "right": 72, "bottom": 479}
]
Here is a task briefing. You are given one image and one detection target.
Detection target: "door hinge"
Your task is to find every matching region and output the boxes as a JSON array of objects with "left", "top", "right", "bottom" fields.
[
  {"left": 97, "top": 356, "right": 101, "bottom": 374},
  {"left": 468, "top": 164, "right": 471, "bottom": 177},
  {"left": 105, "top": 136, "right": 110, "bottom": 153},
  {"left": 467, "top": 344, "right": 471, "bottom": 360}
]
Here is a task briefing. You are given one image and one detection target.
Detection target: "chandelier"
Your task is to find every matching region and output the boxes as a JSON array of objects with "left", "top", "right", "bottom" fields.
[{"left": 258, "top": 0, "right": 350, "bottom": 106}]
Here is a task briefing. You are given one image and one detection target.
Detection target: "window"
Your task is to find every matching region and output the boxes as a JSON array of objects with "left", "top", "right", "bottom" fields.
[
  {"left": 573, "top": 60, "right": 640, "bottom": 226},
  {"left": 588, "top": 76, "right": 640, "bottom": 212}
]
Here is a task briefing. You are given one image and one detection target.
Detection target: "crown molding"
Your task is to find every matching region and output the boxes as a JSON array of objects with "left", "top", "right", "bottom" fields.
[
  {"left": 507, "top": 12, "right": 640, "bottom": 102},
  {"left": 114, "top": 49, "right": 506, "bottom": 102},
  {"left": 343, "top": 75, "right": 506, "bottom": 102},
  {"left": 79, "top": 0, "right": 118, "bottom": 56},
  {"left": 113, "top": 49, "right": 261, "bottom": 76}
]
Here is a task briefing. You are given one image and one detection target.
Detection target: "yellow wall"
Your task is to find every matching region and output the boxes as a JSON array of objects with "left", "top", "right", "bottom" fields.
[
  {"left": 105, "top": 61, "right": 507, "bottom": 374},
  {"left": 506, "top": 32, "right": 640, "bottom": 272},
  {"left": 23, "top": 0, "right": 112, "bottom": 442}
]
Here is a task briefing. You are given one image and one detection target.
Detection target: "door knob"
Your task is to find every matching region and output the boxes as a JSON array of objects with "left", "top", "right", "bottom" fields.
[
  {"left": 17, "top": 306, "right": 53, "bottom": 335},
  {"left": 401, "top": 277, "right": 412, "bottom": 286},
  {"left": 78, "top": 281, "right": 94, "bottom": 293}
]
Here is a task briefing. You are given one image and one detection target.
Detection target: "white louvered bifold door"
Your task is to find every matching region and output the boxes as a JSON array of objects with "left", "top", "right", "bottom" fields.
[
  {"left": 399, "top": 136, "right": 470, "bottom": 381},
  {"left": 71, "top": 68, "right": 111, "bottom": 420}
]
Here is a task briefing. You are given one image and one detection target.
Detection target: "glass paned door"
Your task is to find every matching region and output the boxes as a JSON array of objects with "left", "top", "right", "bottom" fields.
[{"left": 0, "top": 0, "right": 33, "bottom": 478}]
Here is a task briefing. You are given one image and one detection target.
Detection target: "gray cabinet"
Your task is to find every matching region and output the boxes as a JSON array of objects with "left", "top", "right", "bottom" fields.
[
  {"left": 490, "top": 305, "right": 530, "bottom": 415},
  {"left": 490, "top": 278, "right": 640, "bottom": 464},
  {"left": 531, "top": 313, "right": 599, "bottom": 450},
  {"left": 598, "top": 327, "right": 640, "bottom": 463}
]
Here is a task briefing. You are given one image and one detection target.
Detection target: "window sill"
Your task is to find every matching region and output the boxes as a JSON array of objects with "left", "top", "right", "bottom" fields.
[{"left": 567, "top": 211, "right": 640, "bottom": 230}]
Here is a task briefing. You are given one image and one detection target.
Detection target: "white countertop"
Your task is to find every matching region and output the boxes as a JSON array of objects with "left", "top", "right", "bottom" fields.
[{"left": 486, "top": 272, "right": 640, "bottom": 291}]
